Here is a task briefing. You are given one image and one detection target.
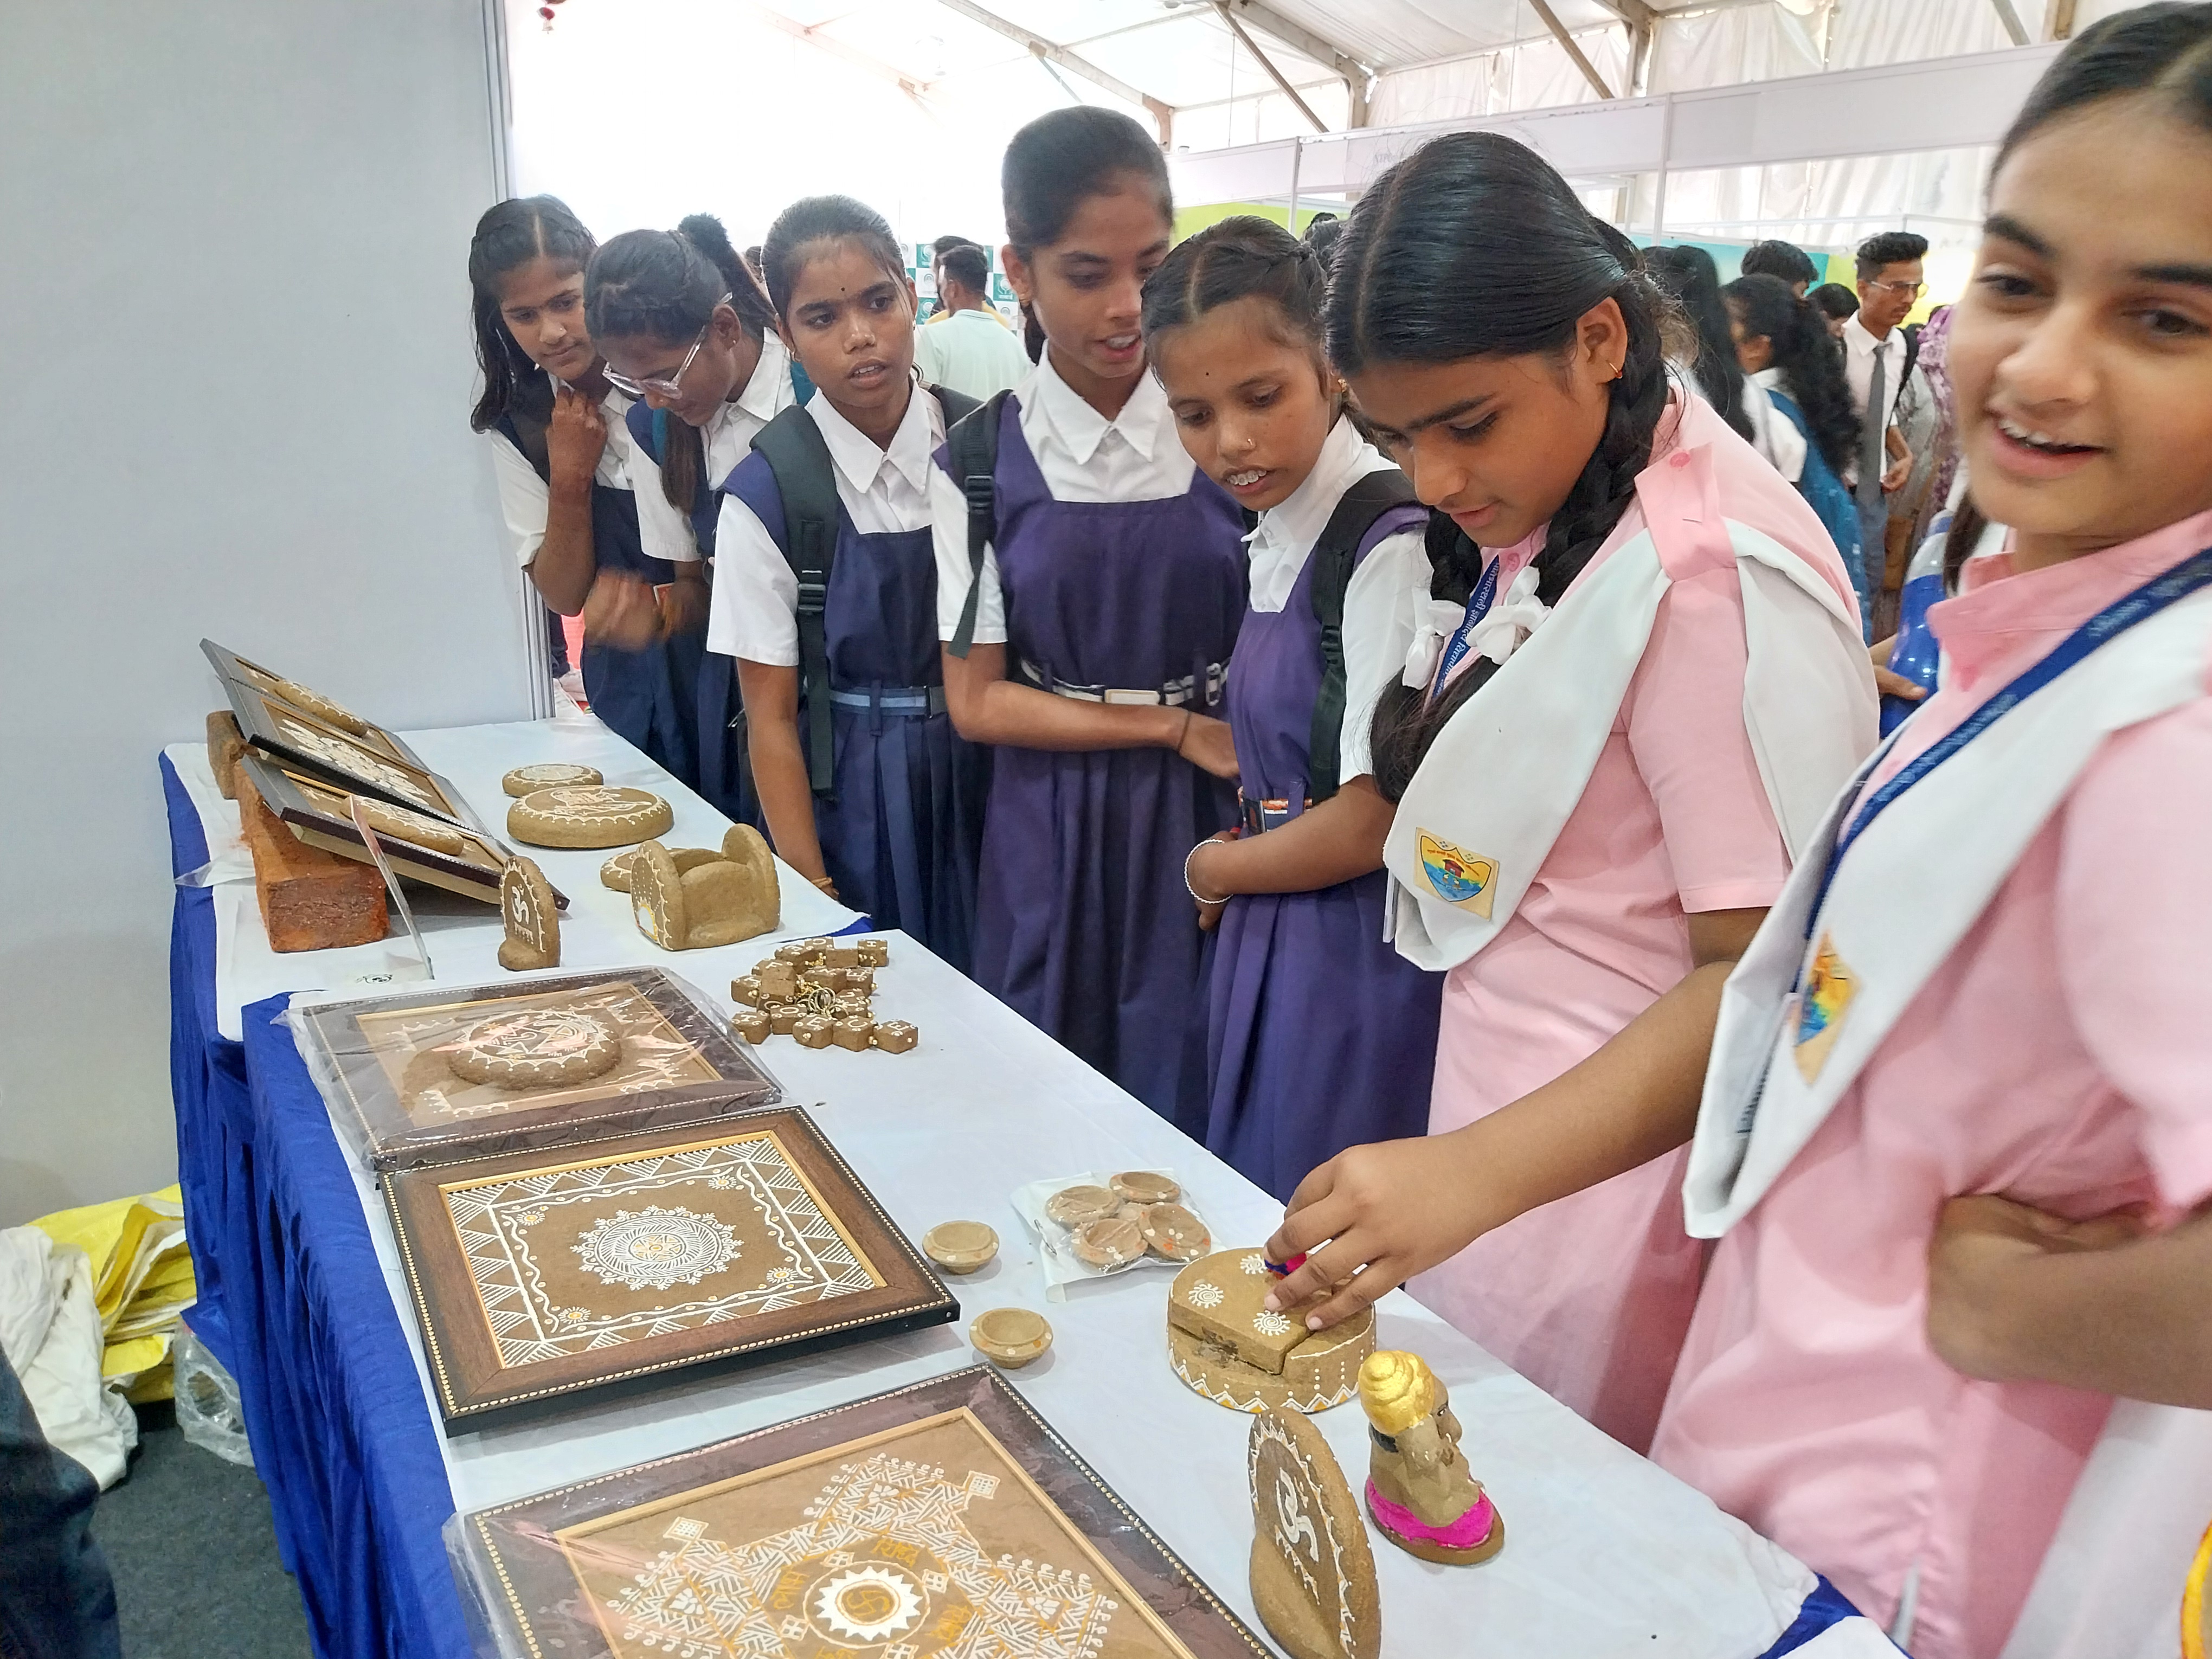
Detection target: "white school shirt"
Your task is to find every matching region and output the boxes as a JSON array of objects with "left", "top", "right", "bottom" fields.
[
  {"left": 708, "top": 380, "right": 947, "bottom": 667},
  {"left": 1245, "top": 416, "right": 1431, "bottom": 781},
  {"left": 911, "top": 307, "right": 1032, "bottom": 402},
  {"left": 1744, "top": 368, "right": 1808, "bottom": 485},
  {"left": 1841, "top": 316, "right": 1907, "bottom": 485},
  {"left": 930, "top": 349, "right": 1198, "bottom": 646},
  {"left": 485, "top": 376, "right": 637, "bottom": 569},
  {"left": 629, "top": 331, "right": 797, "bottom": 565}
]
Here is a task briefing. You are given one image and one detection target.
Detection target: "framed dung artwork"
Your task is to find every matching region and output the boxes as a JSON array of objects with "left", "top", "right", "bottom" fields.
[
  {"left": 383, "top": 1109, "right": 957, "bottom": 1432},
  {"left": 297, "top": 969, "right": 782, "bottom": 1170},
  {"left": 452, "top": 1366, "right": 1273, "bottom": 1659},
  {"left": 202, "top": 638, "right": 473, "bottom": 821},
  {"left": 241, "top": 753, "right": 525, "bottom": 908}
]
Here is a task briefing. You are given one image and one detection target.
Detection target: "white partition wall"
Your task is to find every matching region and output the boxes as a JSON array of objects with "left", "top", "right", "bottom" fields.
[{"left": 0, "top": 0, "right": 524, "bottom": 1221}]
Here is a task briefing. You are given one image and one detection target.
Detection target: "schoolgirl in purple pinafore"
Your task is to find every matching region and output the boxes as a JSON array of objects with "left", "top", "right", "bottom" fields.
[
  {"left": 1206, "top": 466, "right": 1443, "bottom": 1199},
  {"left": 721, "top": 404, "right": 988, "bottom": 970},
  {"left": 941, "top": 384, "right": 1247, "bottom": 1125}
]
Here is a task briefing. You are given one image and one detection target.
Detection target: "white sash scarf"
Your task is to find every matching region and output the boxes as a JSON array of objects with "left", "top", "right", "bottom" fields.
[
  {"left": 1682, "top": 583, "right": 2212, "bottom": 1658},
  {"left": 1384, "top": 445, "right": 1876, "bottom": 971},
  {"left": 1684, "top": 582, "right": 2212, "bottom": 1235}
]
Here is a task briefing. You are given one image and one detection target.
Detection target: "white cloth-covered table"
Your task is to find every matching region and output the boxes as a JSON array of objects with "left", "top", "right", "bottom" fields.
[{"left": 178, "top": 708, "right": 1894, "bottom": 1657}]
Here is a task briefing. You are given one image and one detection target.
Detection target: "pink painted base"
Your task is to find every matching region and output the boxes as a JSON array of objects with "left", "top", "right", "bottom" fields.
[{"left": 1365, "top": 1479, "right": 1496, "bottom": 1551}]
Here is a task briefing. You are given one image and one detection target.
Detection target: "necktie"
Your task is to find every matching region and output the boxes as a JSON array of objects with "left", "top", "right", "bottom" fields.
[{"left": 1857, "top": 344, "right": 1887, "bottom": 514}]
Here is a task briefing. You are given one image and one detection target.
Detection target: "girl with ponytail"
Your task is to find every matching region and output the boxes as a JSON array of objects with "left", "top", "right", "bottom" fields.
[
  {"left": 1141, "top": 215, "right": 1443, "bottom": 1199},
  {"left": 1722, "top": 271, "right": 1865, "bottom": 587},
  {"left": 1263, "top": 132, "right": 1875, "bottom": 1455},
  {"left": 1649, "top": 11, "right": 2212, "bottom": 1653},
  {"left": 469, "top": 196, "right": 693, "bottom": 770},
  {"left": 934, "top": 107, "right": 1249, "bottom": 1127},
  {"left": 586, "top": 214, "right": 795, "bottom": 814}
]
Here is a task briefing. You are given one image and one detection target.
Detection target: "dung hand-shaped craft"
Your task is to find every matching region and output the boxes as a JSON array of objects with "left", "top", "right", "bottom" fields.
[{"left": 1357, "top": 1351, "right": 1504, "bottom": 1566}]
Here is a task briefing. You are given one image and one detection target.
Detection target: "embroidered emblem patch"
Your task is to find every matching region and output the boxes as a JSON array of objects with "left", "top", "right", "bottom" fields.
[
  {"left": 1792, "top": 931, "right": 1856, "bottom": 1083},
  {"left": 1417, "top": 832, "right": 1499, "bottom": 918}
]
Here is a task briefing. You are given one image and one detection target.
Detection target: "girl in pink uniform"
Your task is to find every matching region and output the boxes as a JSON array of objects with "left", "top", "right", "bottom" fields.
[
  {"left": 1263, "top": 133, "right": 1876, "bottom": 1454},
  {"left": 1657, "top": 12, "right": 2212, "bottom": 1655}
]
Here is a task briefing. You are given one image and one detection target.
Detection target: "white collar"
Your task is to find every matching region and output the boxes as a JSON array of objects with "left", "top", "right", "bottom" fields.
[
  {"left": 1031, "top": 346, "right": 1162, "bottom": 466},
  {"left": 1844, "top": 316, "right": 1899, "bottom": 359},
  {"left": 1249, "top": 417, "right": 1392, "bottom": 556},
  {"left": 807, "top": 376, "right": 943, "bottom": 500},
  {"left": 731, "top": 331, "right": 790, "bottom": 426},
  {"left": 1751, "top": 366, "right": 1787, "bottom": 390}
]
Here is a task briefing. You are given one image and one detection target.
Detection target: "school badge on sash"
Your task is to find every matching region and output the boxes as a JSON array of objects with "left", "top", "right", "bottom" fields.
[
  {"left": 1417, "top": 832, "right": 1498, "bottom": 918},
  {"left": 1791, "top": 931, "right": 1855, "bottom": 1083}
]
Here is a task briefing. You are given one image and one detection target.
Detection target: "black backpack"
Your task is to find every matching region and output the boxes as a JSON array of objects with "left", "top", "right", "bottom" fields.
[
  {"left": 749, "top": 383, "right": 982, "bottom": 795},
  {"left": 942, "top": 385, "right": 1416, "bottom": 804}
]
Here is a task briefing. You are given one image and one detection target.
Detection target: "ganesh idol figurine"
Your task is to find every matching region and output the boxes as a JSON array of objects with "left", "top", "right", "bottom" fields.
[{"left": 1356, "top": 1349, "right": 1505, "bottom": 1565}]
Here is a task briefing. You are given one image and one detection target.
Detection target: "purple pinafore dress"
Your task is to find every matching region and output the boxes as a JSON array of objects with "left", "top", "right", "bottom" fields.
[
  {"left": 724, "top": 459, "right": 988, "bottom": 973},
  {"left": 1205, "top": 506, "right": 1444, "bottom": 1199},
  {"left": 967, "top": 397, "right": 1248, "bottom": 1126}
]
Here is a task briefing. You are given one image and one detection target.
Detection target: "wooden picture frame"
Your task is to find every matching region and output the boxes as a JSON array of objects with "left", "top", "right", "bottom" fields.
[
  {"left": 455, "top": 1366, "right": 1273, "bottom": 1659},
  {"left": 202, "top": 639, "right": 473, "bottom": 822},
  {"left": 239, "top": 753, "right": 537, "bottom": 909},
  {"left": 298, "top": 969, "right": 781, "bottom": 1171},
  {"left": 384, "top": 1108, "right": 957, "bottom": 1432}
]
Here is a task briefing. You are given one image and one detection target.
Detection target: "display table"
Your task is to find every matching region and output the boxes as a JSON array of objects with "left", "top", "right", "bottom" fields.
[{"left": 164, "top": 712, "right": 1889, "bottom": 1659}]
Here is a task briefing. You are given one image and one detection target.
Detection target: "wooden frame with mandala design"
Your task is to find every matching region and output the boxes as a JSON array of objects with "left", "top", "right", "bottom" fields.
[
  {"left": 300, "top": 968, "right": 782, "bottom": 1171},
  {"left": 383, "top": 1108, "right": 956, "bottom": 1432},
  {"left": 454, "top": 1366, "right": 1273, "bottom": 1659},
  {"left": 203, "top": 638, "right": 474, "bottom": 821}
]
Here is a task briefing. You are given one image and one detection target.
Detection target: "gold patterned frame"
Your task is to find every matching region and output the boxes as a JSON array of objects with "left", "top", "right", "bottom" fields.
[
  {"left": 383, "top": 1108, "right": 956, "bottom": 1433},
  {"left": 457, "top": 1367, "right": 1274, "bottom": 1659}
]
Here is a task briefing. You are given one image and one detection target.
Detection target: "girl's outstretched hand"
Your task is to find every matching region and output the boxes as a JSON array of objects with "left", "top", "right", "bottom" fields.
[
  {"left": 1175, "top": 712, "right": 1240, "bottom": 781},
  {"left": 1262, "top": 1136, "right": 1492, "bottom": 1332}
]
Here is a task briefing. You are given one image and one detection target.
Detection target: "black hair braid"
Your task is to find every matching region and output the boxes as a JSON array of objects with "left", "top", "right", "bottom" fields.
[
  {"left": 1724, "top": 273, "right": 1859, "bottom": 473},
  {"left": 467, "top": 195, "right": 596, "bottom": 433},
  {"left": 676, "top": 212, "right": 778, "bottom": 339},
  {"left": 1333, "top": 135, "right": 1679, "bottom": 801}
]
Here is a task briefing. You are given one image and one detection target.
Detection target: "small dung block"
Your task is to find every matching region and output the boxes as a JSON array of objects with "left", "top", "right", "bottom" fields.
[
  {"left": 824, "top": 947, "right": 863, "bottom": 970},
  {"left": 871, "top": 1020, "right": 918, "bottom": 1054},
  {"left": 792, "top": 1015, "right": 835, "bottom": 1050},
  {"left": 730, "top": 975, "right": 766, "bottom": 1008},
  {"left": 840, "top": 967, "right": 875, "bottom": 994},
  {"left": 774, "top": 940, "right": 824, "bottom": 964},
  {"left": 756, "top": 961, "right": 800, "bottom": 1002},
  {"left": 832, "top": 1017, "right": 874, "bottom": 1052},
  {"left": 769, "top": 1006, "right": 804, "bottom": 1036},
  {"left": 854, "top": 937, "right": 890, "bottom": 967},
  {"left": 732, "top": 1008, "right": 771, "bottom": 1044},
  {"left": 831, "top": 993, "right": 872, "bottom": 1019}
]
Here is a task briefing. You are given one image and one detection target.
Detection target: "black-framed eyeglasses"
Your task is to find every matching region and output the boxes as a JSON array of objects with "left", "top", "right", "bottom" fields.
[{"left": 602, "top": 294, "right": 730, "bottom": 399}]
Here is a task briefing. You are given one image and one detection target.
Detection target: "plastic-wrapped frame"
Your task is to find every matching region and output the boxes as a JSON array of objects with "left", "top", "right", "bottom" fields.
[
  {"left": 444, "top": 1366, "right": 1272, "bottom": 1659},
  {"left": 288, "top": 968, "right": 782, "bottom": 1171}
]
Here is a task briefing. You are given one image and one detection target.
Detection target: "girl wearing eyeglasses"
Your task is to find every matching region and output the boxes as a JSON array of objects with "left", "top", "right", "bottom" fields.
[
  {"left": 934, "top": 108, "right": 1249, "bottom": 1127},
  {"left": 468, "top": 195, "right": 682, "bottom": 771},
  {"left": 585, "top": 215, "right": 798, "bottom": 817}
]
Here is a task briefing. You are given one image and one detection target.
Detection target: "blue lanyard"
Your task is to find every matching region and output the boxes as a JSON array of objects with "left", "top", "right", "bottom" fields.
[
  {"left": 1430, "top": 556, "right": 1504, "bottom": 702},
  {"left": 1803, "top": 542, "right": 2212, "bottom": 948}
]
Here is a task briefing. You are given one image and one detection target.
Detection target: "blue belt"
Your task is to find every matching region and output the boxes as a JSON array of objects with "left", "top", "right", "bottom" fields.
[{"left": 826, "top": 684, "right": 946, "bottom": 715}]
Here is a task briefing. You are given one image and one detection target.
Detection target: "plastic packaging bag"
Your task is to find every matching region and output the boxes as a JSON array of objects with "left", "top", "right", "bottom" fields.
[
  {"left": 172, "top": 1327, "right": 253, "bottom": 1469},
  {"left": 1011, "top": 1169, "right": 1214, "bottom": 1300}
]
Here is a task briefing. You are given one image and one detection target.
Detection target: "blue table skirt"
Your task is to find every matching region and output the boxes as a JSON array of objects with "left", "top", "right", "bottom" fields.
[
  {"left": 160, "top": 753, "right": 1875, "bottom": 1659},
  {"left": 163, "top": 756, "right": 469, "bottom": 1659}
]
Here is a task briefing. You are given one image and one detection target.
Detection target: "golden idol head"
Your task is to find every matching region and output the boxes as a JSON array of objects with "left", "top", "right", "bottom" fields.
[{"left": 1359, "top": 1349, "right": 1443, "bottom": 1436}]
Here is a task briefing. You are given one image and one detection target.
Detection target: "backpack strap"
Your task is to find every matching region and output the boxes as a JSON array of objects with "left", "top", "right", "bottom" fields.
[
  {"left": 1306, "top": 468, "right": 1420, "bottom": 802},
  {"left": 748, "top": 407, "right": 845, "bottom": 796},
  {"left": 944, "top": 389, "right": 1013, "bottom": 659},
  {"left": 930, "top": 383, "right": 982, "bottom": 428},
  {"left": 624, "top": 399, "right": 663, "bottom": 464}
]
